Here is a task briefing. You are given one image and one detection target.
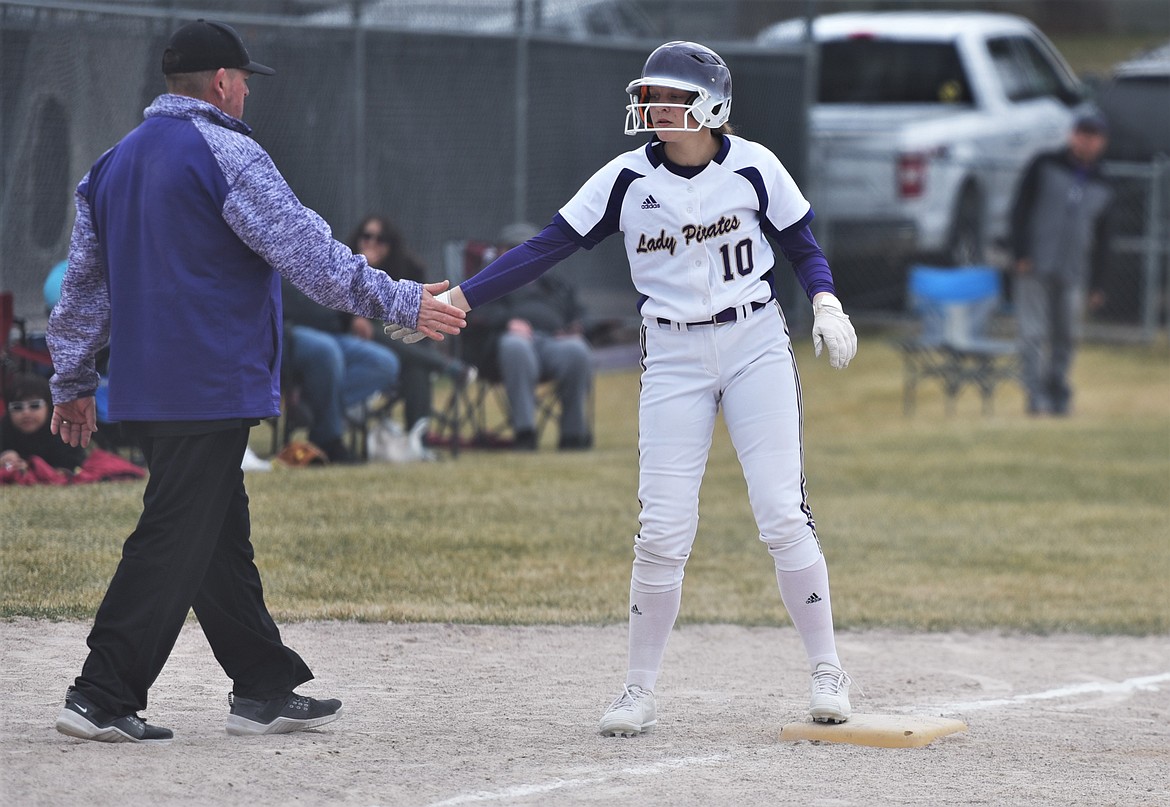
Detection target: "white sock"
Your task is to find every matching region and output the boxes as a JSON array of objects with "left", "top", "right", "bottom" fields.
[
  {"left": 776, "top": 555, "right": 842, "bottom": 671},
  {"left": 625, "top": 586, "right": 682, "bottom": 691}
]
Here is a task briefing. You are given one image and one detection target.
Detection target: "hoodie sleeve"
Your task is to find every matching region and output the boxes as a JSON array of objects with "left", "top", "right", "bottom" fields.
[
  {"left": 47, "top": 174, "right": 110, "bottom": 405},
  {"left": 213, "top": 134, "right": 424, "bottom": 328}
]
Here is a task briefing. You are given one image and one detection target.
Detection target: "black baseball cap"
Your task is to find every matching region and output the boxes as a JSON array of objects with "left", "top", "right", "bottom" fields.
[
  {"left": 162, "top": 19, "right": 275, "bottom": 76},
  {"left": 1073, "top": 108, "right": 1109, "bottom": 135}
]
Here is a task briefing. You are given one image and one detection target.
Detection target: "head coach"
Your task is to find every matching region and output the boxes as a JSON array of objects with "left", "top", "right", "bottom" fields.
[{"left": 47, "top": 19, "right": 464, "bottom": 743}]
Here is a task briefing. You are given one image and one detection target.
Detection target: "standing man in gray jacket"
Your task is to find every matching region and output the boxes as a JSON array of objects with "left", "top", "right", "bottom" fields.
[
  {"left": 48, "top": 19, "right": 465, "bottom": 744},
  {"left": 1010, "top": 109, "right": 1113, "bottom": 416}
]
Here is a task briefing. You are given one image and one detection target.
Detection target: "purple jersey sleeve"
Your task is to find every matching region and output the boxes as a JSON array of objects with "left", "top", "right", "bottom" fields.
[
  {"left": 769, "top": 214, "right": 835, "bottom": 301},
  {"left": 460, "top": 220, "right": 581, "bottom": 309}
]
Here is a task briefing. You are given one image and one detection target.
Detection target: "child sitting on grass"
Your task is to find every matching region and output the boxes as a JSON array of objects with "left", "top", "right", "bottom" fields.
[
  {"left": 2, "top": 373, "right": 86, "bottom": 473},
  {"left": 2, "top": 372, "right": 143, "bottom": 485}
]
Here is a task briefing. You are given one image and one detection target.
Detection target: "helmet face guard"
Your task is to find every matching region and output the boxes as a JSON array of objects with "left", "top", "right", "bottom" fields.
[{"left": 624, "top": 41, "right": 732, "bottom": 135}]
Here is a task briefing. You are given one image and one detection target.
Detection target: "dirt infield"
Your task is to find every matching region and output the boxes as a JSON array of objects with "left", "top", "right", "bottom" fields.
[{"left": 2, "top": 619, "right": 1167, "bottom": 806}]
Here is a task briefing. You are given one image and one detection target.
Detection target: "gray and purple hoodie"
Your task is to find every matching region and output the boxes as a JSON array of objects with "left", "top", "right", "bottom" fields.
[{"left": 48, "top": 93, "right": 421, "bottom": 422}]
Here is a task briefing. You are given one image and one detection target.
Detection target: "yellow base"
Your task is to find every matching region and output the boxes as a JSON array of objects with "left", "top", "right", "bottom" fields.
[{"left": 779, "top": 714, "right": 968, "bottom": 748}]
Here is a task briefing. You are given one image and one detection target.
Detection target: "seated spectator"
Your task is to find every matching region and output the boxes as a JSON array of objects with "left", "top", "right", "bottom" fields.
[
  {"left": 463, "top": 222, "right": 594, "bottom": 451},
  {"left": 2, "top": 373, "right": 87, "bottom": 473},
  {"left": 281, "top": 277, "right": 400, "bottom": 463},
  {"left": 345, "top": 215, "right": 474, "bottom": 436}
]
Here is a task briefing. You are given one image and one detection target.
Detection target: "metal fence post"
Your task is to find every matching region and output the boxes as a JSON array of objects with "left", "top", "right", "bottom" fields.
[
  {"left": 1142, "top": 155, "right": 1168, "bottom": 341},
  {"left": 351, "top": 0, "right": 367, "bottom": 229},
  {"left": 512, "top": 0, "right": 532, "bottom": 226}
]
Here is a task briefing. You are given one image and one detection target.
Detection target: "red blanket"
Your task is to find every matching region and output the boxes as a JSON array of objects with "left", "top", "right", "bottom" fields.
[{"left": 0, "top": 449, "right": 146, "bottom": 486}]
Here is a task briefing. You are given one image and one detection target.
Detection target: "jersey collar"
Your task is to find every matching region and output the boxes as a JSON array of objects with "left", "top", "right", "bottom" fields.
[{"left": 645, "top": 135, "right": 731, "bottom": 178}]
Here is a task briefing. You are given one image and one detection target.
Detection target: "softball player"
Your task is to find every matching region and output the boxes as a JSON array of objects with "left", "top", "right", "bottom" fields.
[{"left": 390, "top": 41, "right": 856, "bottom": 735}]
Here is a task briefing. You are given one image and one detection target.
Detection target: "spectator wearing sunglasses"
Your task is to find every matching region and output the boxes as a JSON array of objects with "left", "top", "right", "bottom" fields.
[
  {"left": 2, "top": 373, "right": 86, "bottom": 472},
  {"left": 345, "top": 215, "right": 475, "bottom": 436}
]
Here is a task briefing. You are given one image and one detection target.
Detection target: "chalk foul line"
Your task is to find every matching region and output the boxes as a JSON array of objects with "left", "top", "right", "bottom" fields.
[
  {"left": 419, "top": 753, "right": 727, "bottom": 807},
  {"left": 934, "top": 672, "right": 1170, "bottom": 712}
]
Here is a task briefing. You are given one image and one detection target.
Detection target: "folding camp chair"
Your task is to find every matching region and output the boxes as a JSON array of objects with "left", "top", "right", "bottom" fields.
[
  {"left": 267, "top": 374, "right": 401, "bottom": 462},
  {"left": 899, "top": 266, "right": 1020, "bottom": 415},
  {"left": 427, "top": 239, "right": 592, "bottom": 455},
  {"left": 429, "top": 352, "right": 566, "bottom": 455},
  {"left": 1, "top": 291, "right": 55, "bottom": 406}
]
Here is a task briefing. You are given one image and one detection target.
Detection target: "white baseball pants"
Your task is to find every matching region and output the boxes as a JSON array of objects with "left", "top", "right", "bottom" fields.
[{"left": 633, "top": 302, "right": 822, "bottom": 594}]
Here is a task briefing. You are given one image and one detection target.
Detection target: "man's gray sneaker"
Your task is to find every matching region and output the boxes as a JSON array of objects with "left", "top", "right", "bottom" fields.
[
  {"left": 225, "top": 692, "right": 342, "bottom": 736},
  {"left": 599, "top": 684, "right": 656, "bottom": 737},
  {"left": 55, "top": 687, "right": 173, "bottom": 744}
]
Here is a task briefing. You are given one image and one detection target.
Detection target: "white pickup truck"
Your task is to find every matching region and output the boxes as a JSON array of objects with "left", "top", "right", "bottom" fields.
[{"left": 757, "top": 12, "right": 1085, "bottom": 270}]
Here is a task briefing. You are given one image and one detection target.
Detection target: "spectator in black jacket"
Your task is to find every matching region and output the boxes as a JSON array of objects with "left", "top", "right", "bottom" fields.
[
  {"left": 1010, "top": 109, "right": 1114, "bottom": 416},
  {"left": 463, "top": 223, "right": 594, "bottom": 450}
]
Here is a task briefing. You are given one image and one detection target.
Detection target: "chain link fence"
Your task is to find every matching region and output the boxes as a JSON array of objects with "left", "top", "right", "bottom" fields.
[
  {"left": 2, "top": 0, "right": 1165, "bottom": 344},
  {"left": 1101, "top": 158, "right": 1169, "bottom": 340},
  {"left": 0, "top": 0, "right": 808, "bottom": 342}
]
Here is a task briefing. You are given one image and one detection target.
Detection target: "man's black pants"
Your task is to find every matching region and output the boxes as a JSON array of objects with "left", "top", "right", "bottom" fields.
[{"left": 73, "top": 426, "right": 311, "bottom": 716}]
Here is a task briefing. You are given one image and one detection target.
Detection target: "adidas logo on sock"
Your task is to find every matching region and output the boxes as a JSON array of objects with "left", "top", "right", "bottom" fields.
[
  {"left": 640, "top": 195, "right": 661, "bottom": 210},
  {"left": 805, "top": 593, "right": 822, "bottom": 604},
  {"left": 630, "top": 604, "right": 643, "bottom": 615}
]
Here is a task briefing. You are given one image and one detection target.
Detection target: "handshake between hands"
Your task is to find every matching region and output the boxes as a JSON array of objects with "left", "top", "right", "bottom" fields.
[{"left": 385, "top": 282, "right": 467, "bottom": 345}]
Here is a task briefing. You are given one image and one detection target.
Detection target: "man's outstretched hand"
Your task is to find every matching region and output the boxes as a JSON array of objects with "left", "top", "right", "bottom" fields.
[{"left": 386, "top": 281, "right": 469, "bottom": 344}]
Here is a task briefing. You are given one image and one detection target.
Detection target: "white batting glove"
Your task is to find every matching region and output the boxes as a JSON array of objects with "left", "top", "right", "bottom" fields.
[
  {"left": 383, "top": 323, "right": 425, "bottom": 344},
  {"left": 811, "top": 292, "right": 857, "bottom": 369},
  {"left": 383, "top": 291, "right": 452, "bottom": 344}
]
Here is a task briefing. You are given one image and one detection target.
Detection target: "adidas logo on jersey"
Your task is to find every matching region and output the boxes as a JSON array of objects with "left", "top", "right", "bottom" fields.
[
  {"left": 640, "top": 195, "right": 661, "bottom": 210},
  {"left": 805, "top": 593, "right": 822, "bottom": 604},
  {"left": 630, "top": 604, "right": 643, "bottom": 616}
]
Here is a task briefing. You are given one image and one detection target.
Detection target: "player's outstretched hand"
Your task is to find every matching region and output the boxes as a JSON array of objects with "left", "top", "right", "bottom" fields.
[
  {"left": 384, "top": 322, "right": 422, "bottom": 343},
  {"left": 811, "top": 292, "right": 857, "bottom": 369},
  {"left": 386, "top": 281, "right": 467, "bottom": 344}
]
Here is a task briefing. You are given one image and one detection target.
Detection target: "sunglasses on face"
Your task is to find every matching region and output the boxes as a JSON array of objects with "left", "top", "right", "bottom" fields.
[
  {"left": 359, "top": 230, "right": 389, "bottom": 245},
  {"left": 8, "top": 399, "right": 47, "bottom": 413}
]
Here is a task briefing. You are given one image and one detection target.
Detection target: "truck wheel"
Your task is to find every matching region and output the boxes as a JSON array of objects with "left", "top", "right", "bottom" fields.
[{"left": 947, "top": 186, "right": 983, "bottom": 266}]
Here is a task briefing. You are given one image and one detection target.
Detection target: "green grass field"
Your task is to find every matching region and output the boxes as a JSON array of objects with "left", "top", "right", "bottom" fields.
[
  {"left": 3, "top": 333, "right": 1167, "bottom": 634},
  {"left": 1051, "top": 33, "right": 1168, "bottom": 77}
]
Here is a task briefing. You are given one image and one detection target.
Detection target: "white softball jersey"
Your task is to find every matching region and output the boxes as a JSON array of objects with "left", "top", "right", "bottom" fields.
[{"left": 557, "top": 135, "right": 811, "bottom": 324}]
